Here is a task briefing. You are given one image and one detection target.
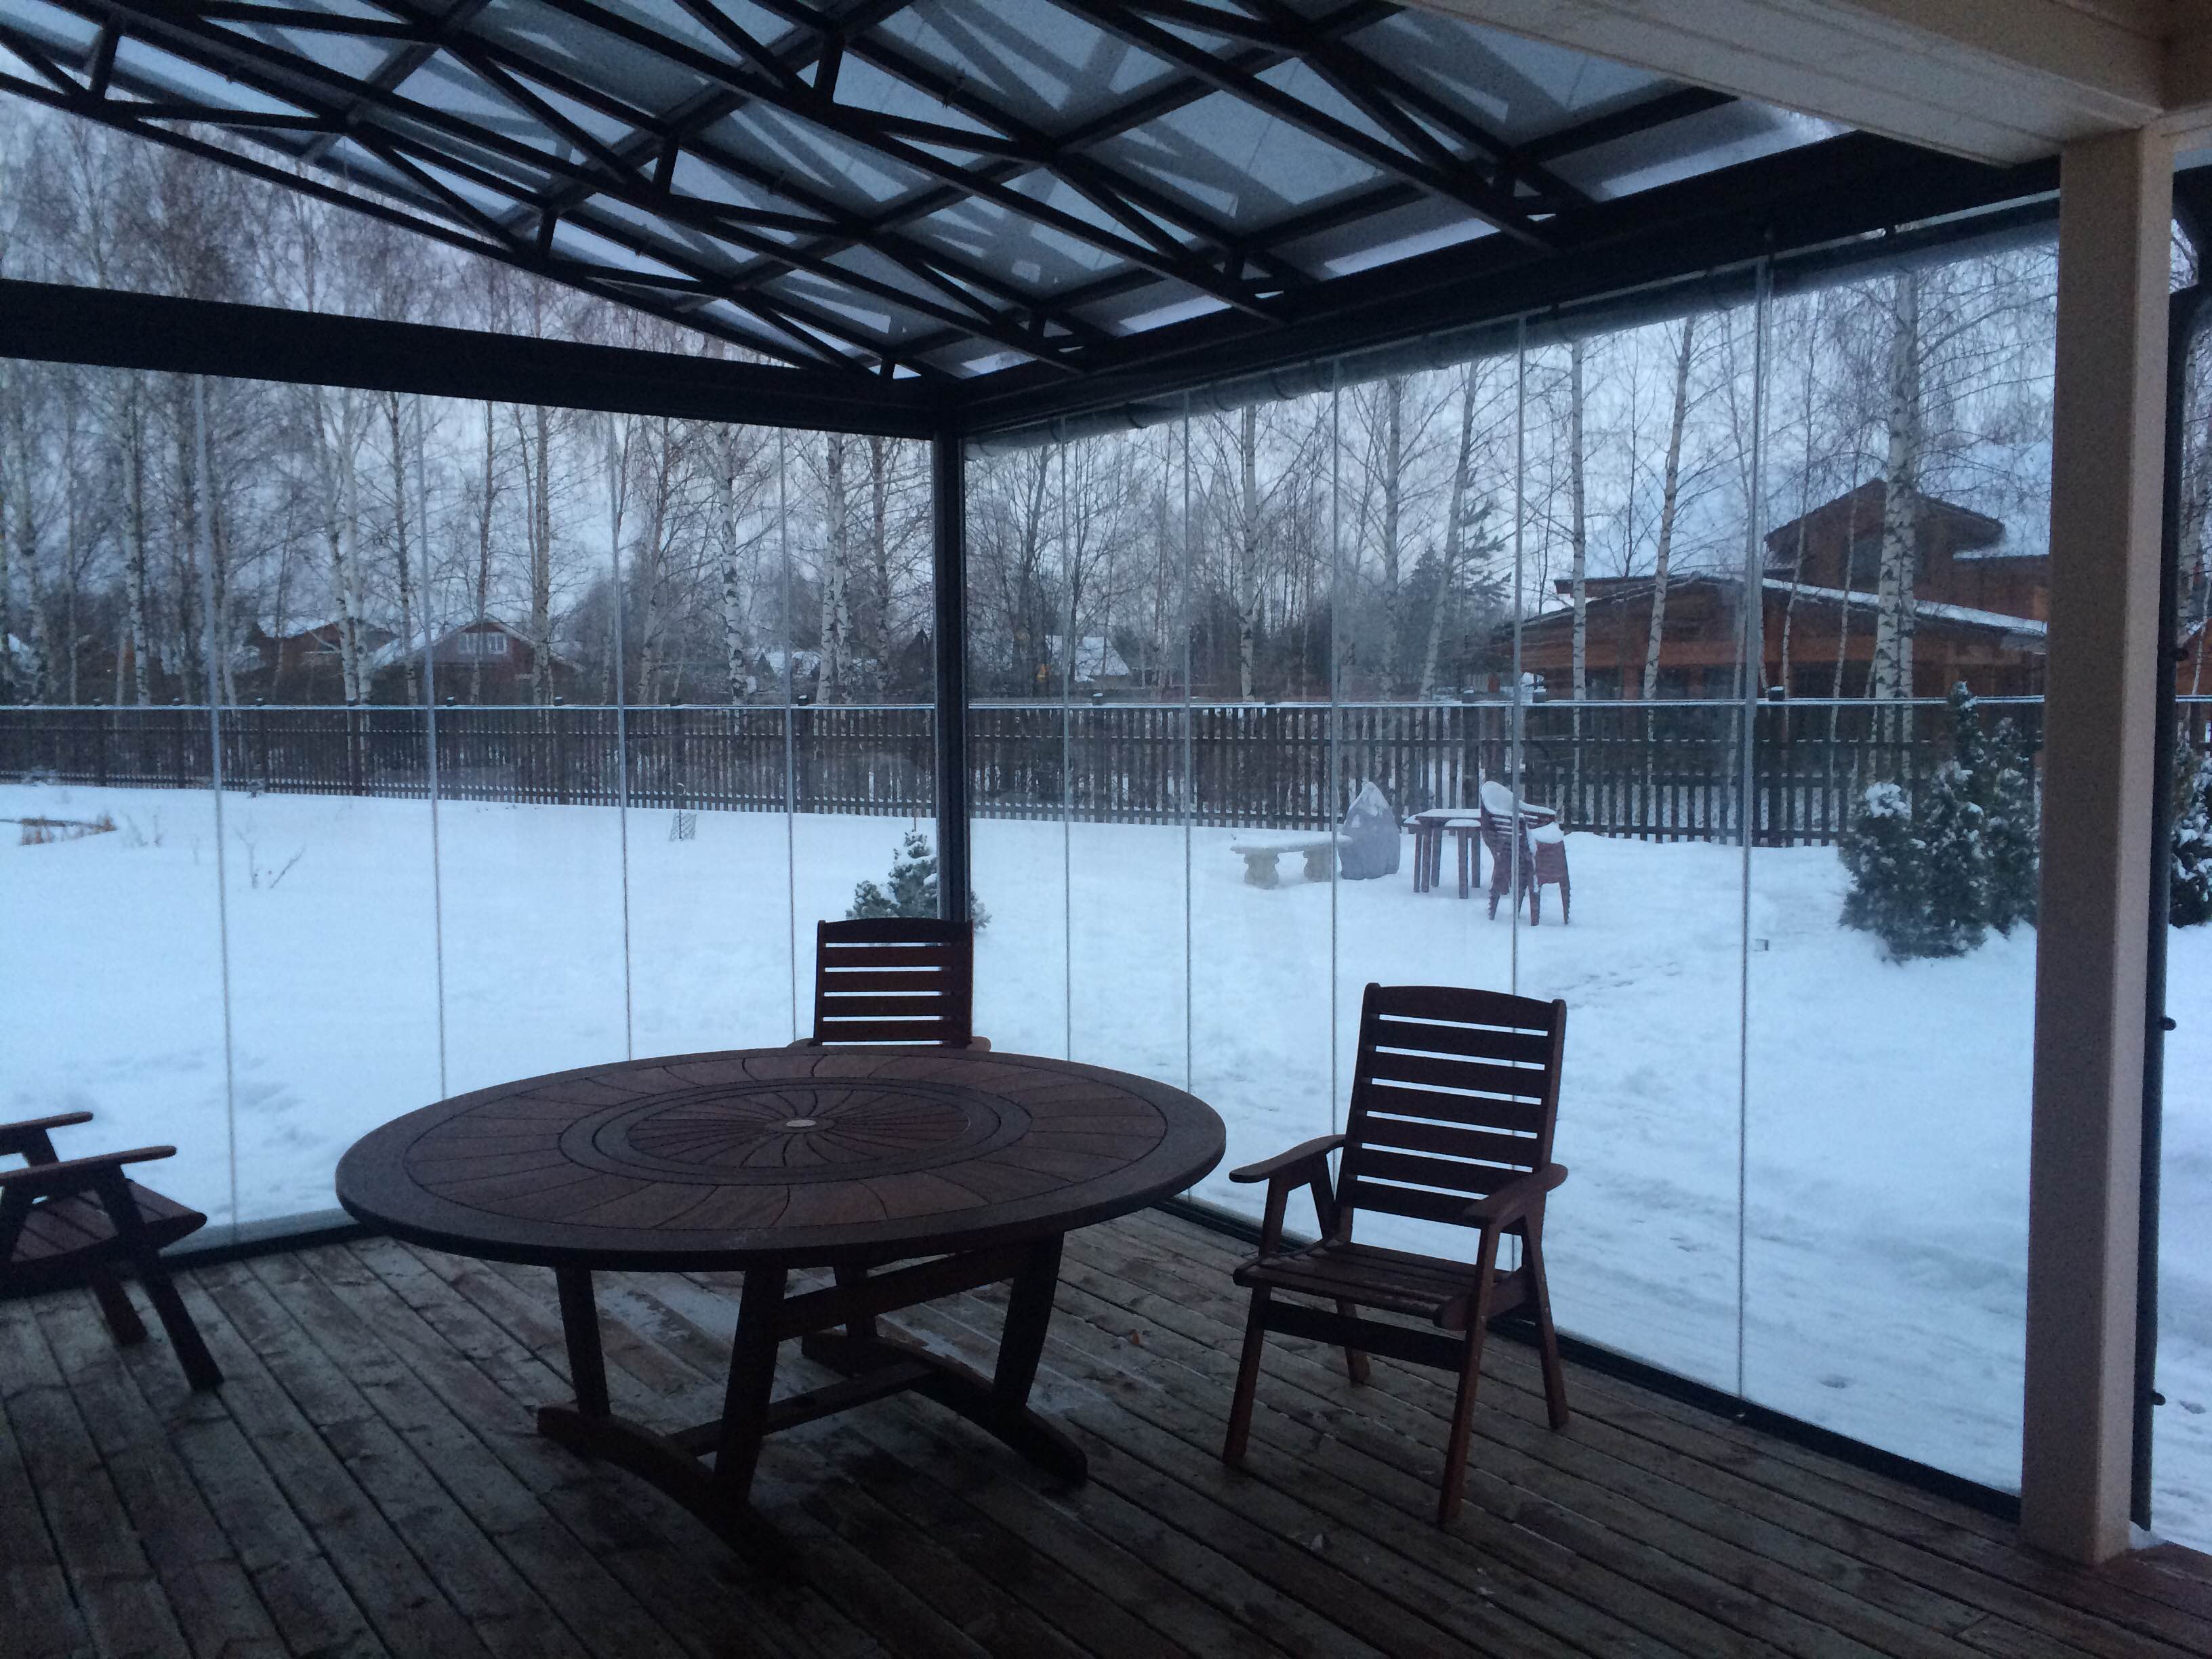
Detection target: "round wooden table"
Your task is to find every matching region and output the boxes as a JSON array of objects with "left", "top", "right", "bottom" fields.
[{"left": 335, "top": 1046, "right": 1225, "bottom": 1543}]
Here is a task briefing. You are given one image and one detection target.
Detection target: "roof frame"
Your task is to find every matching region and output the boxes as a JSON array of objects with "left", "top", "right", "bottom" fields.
[{"left": 0, "top": 0, "right": 2060, "bottom": 435}]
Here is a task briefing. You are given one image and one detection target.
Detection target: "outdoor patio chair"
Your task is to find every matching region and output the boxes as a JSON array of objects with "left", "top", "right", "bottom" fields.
[
  {"left": 0, "top": 1112, "right": 222, "bottom": 1389},
  {"left": 1477, "top": 780, "right": 1572, "bottom": 924},
  {"left": 796, "top": 917, "right": 991, "bottom": 1049},
  {"left": 1222, "top": 983, "right": 1570, "bottom": 1524}
]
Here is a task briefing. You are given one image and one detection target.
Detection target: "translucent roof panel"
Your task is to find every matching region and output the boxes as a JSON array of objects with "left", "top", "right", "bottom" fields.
[{"left": 0, "top": 0, "right": 1953, "bottom": 392}]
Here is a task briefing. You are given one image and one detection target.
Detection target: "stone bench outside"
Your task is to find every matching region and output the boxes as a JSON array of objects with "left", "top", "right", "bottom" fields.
[{"left": 1229, "top": 835, "right": 1342, "bottom": 887}]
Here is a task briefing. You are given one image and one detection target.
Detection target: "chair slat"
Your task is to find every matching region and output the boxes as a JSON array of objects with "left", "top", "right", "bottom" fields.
[
  {"left": 1349, "top": 1148, "right": 1521, "bottom": 1197},
  {"left": 1356, "top": 1115, "right": 1538, "bottom": 1169},
  {"left": 817, "top": 970, "right": 951, "bottom": 993},
  {"left": 814, "top": 1019, "right": 966, "bottom": 1044},
  {"left": 1364, "top": 983, "right": 1557, "bottom": 1032},
  {"left": 1366, "top": 1050, "right": 1550, "bottom": 1099},
  {"left": 1372, "top": 1015, "right": 1553, "bottom": 1066},
  {"left": 1362, "top": 1081, "right": 1546, "bottom": 1134},
  {"left": 819, "top": 944, "right": 957, "bottom": 968},
  {"left": 817, "top": 994, "right": 951, "bottom": 1019},
  {"left": 1339, "top": 1177, "right": 1478, "bottom": 1226}
]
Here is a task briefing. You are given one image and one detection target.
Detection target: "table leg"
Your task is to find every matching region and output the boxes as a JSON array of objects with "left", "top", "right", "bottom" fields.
[
  {"left": 714, "top": 1264, "right": 789, "bottom": 1502},
  {"left": 801, "top": 1237, "right": 1088, "bottom": 1485},
  {"left": 834, "top": 1263, "right": 878, "bottom": 1340},
  {"left": 994, "top": 1234, "right": 1063, "bottom": 1408},
  {"left": 554, "top": 1267, "right": 609, "bottom": 1418}
]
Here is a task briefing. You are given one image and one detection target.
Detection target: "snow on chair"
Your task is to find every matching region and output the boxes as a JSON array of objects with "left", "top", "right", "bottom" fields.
[{"left": 1477, "top": 779, "right": 1572, "bottom": 925}]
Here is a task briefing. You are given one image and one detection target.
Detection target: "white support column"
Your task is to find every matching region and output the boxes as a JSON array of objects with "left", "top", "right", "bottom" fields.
[{"left": 2021, "top": 125, "right": 2173, "bottom": 1564}]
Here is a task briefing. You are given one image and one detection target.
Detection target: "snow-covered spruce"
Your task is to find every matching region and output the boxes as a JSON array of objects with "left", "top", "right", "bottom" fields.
[
  {"left": 848, "top": 825, "right": 990, "bottom": 930},
  {"left": 2175, "top": 751, "right": 2212, "bottom": 928}
]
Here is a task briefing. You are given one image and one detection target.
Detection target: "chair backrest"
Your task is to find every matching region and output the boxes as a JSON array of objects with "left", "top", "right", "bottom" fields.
[
  {"left": 1335, "top": 983, "right": 1567, "bottom": 1237},
  {"left": 1478, "top": 779, "right": 1517, "bottom": 817},
  {"left": 809, "top": 917, "right": 977, "bottom": 1047}
]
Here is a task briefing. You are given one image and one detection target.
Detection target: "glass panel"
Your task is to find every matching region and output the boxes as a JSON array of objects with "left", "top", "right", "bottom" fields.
[
  {"left": 434, "top": 397, "right": 632, "bottom": 1094},
  {"left": 966, "top": 441, "right": 1069, "bottom": 1058},
  {"left": 1067, "top": 426, "right": 1189, "bottom": 1093},
  {"left": 1509, "top": 313, "right": 1754, "bottom": 1391},
  {"left": 0, "top": 365, "right": 228, "bottom": 1231},
  {"left": 213, "top": 378, "right": 442, "bottom": 1224},
  {"left": 791, "top": 432, "right": 937, "bottom": 1033},
  {"left": 2158, "top": 289, "right": 2212, "bottom": 1549},
  {"left": 1744, "top": 252, "right": 2055, "bottom": 1490},
  {"left": 615, "top": 415, "right": 799, "bottom": 1059},
  {"left": 1184, "top": 392, "right": 1336, "bottom": 1215}
]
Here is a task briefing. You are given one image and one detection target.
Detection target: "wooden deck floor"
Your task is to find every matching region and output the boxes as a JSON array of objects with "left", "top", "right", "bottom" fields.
[{"left": 6, "top": 1210, "right": 2212, "bottom": 1659}]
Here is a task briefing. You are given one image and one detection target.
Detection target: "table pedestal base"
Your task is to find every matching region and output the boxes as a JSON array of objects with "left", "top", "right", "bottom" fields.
[{"left": 539, "top": 1235, "right": 1080, "bottom": 1545}]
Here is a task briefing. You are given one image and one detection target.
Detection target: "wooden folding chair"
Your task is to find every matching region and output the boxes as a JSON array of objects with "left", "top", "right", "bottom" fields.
[
  {"left": 0, "top": 1111, "right": 222, "bottom": 1389},
  {"left": 796, "top": 917, "right": 989, "bottom": 1049},
  {"left": 1222, "top": 984, "right": 1569, "bottom": 1523}
]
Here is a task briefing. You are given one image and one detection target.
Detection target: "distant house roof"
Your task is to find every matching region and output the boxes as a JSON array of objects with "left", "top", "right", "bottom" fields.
[
  {"left": 367, "top": 617, "right": 546, "bottom": 674},
  {"left": 1762, "top": 478, "right": 2006, "bottom": 562},
  {"left": 1522, "top": 573, "right": 2044, "bottom": 647},
  {"left": 1046, "top": 635, "right": 1131, "bottom": 682}
]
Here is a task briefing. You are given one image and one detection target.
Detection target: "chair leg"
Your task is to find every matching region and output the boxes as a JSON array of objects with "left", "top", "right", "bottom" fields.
[
  {"left": 1223, "top": 1288, "right": 1271, "bottom": 1467},
  {"left": 1437, "top": 1233, "right": 1500, "bottom": 1525},
  {"left": 134, "top": 1252, "right": 222, "bottom": 1390},
  {"left": 81, "top": 1261, "right": 149, "bottom": 1347},
  {"left": 1559, "top": 874, "right": 1570, "bottom": 926},
  {"left": 1522, "top": 1229, "right": 1571, "bottom": 1431},
  {"left": 1529, "top": 882, "right": 1541, "bottom": 926},
  {"left": 1335, "top": 1298, "right": 1370, "bottom": 1387}
]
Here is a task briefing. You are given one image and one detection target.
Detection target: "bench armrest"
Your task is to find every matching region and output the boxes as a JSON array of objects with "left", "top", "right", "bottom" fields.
[
  {"left": 0, "top": 1111, "right": 94, "bottom": 1159},
  {"left": 1463, "top": 1164, "right": 1567, "bottom": 1231},
  {"left": 1228, "top": 1134, "right": 1345, "bottom": 1186},
  {"left": 0, "top": 1145, "right": 176, "bottom": 1197}
]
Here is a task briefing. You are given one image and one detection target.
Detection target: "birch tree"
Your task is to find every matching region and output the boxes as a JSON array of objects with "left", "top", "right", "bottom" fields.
[
  {"left": 1871, "top": 270, "right": 1923, "bottom": 708},
  {"left": 1641, "top": 316, "right": 1696, "bottom": 700}
]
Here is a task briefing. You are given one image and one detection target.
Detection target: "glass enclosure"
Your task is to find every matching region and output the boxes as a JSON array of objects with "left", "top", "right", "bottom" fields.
[
  {"left": 0, "top": 361, "right": 933, "bottom": 1234},
  {"left": 9, "top": 223, "right": 2211, "bottom": 1551},
  {"left": 953, "top": 237, "right": 2083, "bottom": 1519}
]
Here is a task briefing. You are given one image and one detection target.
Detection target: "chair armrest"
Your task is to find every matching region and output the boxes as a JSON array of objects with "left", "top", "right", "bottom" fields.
[
  {"left": 0, "top": 1111, "right": 94, "bottom": 1158},
  {"left": 0, "top": 1145, "right": 176, "bottom": 1197},
  {"left": 1228, "top": 1134, "right": 1345, "bottom": 1185},
  {"left": 1464, "top": 1164, "right": 1568, "bottom": 1230}
]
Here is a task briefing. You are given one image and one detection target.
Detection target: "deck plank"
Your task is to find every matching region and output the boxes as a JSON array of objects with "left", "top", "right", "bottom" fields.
[{"left": 2, "top": 1209, "right": 2209, "bottom": 1659}]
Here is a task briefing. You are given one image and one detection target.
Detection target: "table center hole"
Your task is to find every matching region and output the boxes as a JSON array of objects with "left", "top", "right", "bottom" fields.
[{"left": 783, "top": 1118, "right": 821, "bottom": 1131}]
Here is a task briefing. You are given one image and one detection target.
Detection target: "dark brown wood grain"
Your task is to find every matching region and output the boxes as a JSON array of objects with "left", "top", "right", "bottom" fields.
[
  {"left": 337, "top": 1047, "right": 1223, "bottom": 1271},
  {"left": 1224, "top": 983, "right": 1570, "bottom": 1524}
]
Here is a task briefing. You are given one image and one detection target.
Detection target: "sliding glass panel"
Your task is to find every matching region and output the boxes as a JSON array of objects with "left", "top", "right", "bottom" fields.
[
  {"left": 2157, "top": 289, "right": 2212, "bottom": 1549},
  {"left": 1744, "top": 253, "right": 2053, "bottom": 1489},
  {"left": 966, "top": 441, "right": 1069, "bottom": 1057},
  {"left": 1329, "top": 358, "right": 1520, "bottom": 1243},
  {"left": 1066, "top": 428, "right": 1189, "bottom": 1086},
  {"left": 1506, "top": 316, "right": 1755, "bottom": 1391},
  {"left": 617, "top": 416, "right": 798, "bottom": 1057},
  {"left": 3, "top": 392, "right": 236, "bottom": 1221},
  {"left": 1185, "top": 392, "right": 1337, "bottom": 1216},
  {"left": 213, "top": 377, "right": 441, "bottom": 1223},
  {"left": 788, "top": 433, "right": 939, "bottom": 1038},
  {"left": 434, "top": 399, "right": 630, "bottom": 1093}
]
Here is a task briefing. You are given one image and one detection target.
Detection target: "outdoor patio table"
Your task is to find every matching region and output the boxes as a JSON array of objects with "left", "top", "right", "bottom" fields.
[
  {"left": 334, "top": 1046, "right": 1224, "bottom": 1544},
  {"left": 1406, "top": 807, "right": 1483, "bottom": 895}
]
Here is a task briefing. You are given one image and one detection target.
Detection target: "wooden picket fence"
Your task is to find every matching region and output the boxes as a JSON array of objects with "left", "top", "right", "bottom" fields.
[{"left": 0, "top": 697, "right": 2071, "bottom": 846}]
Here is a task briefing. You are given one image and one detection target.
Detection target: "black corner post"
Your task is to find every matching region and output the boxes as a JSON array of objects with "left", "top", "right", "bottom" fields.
[
  {"left": 2135, "top": 279, "right": 2201, "bottom": 1530},
  {"left": 933, "top": 428, "right": 970, "bottom": 926}
]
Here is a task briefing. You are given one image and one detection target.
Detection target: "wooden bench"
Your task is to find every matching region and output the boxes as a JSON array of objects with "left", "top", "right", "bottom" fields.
[{"left": 1228, "top": 835, "right": 1341, "bottom": 887}]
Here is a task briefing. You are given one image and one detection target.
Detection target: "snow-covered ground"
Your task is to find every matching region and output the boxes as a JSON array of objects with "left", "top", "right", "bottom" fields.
[{"left": 5, "top": 781, "right": 2211, "bottom": 1547}]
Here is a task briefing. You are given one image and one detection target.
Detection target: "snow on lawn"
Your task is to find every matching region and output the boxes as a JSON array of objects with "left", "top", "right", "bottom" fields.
[{"left": 5, "top": 781, "right": 2212, "bottom": 1547}]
